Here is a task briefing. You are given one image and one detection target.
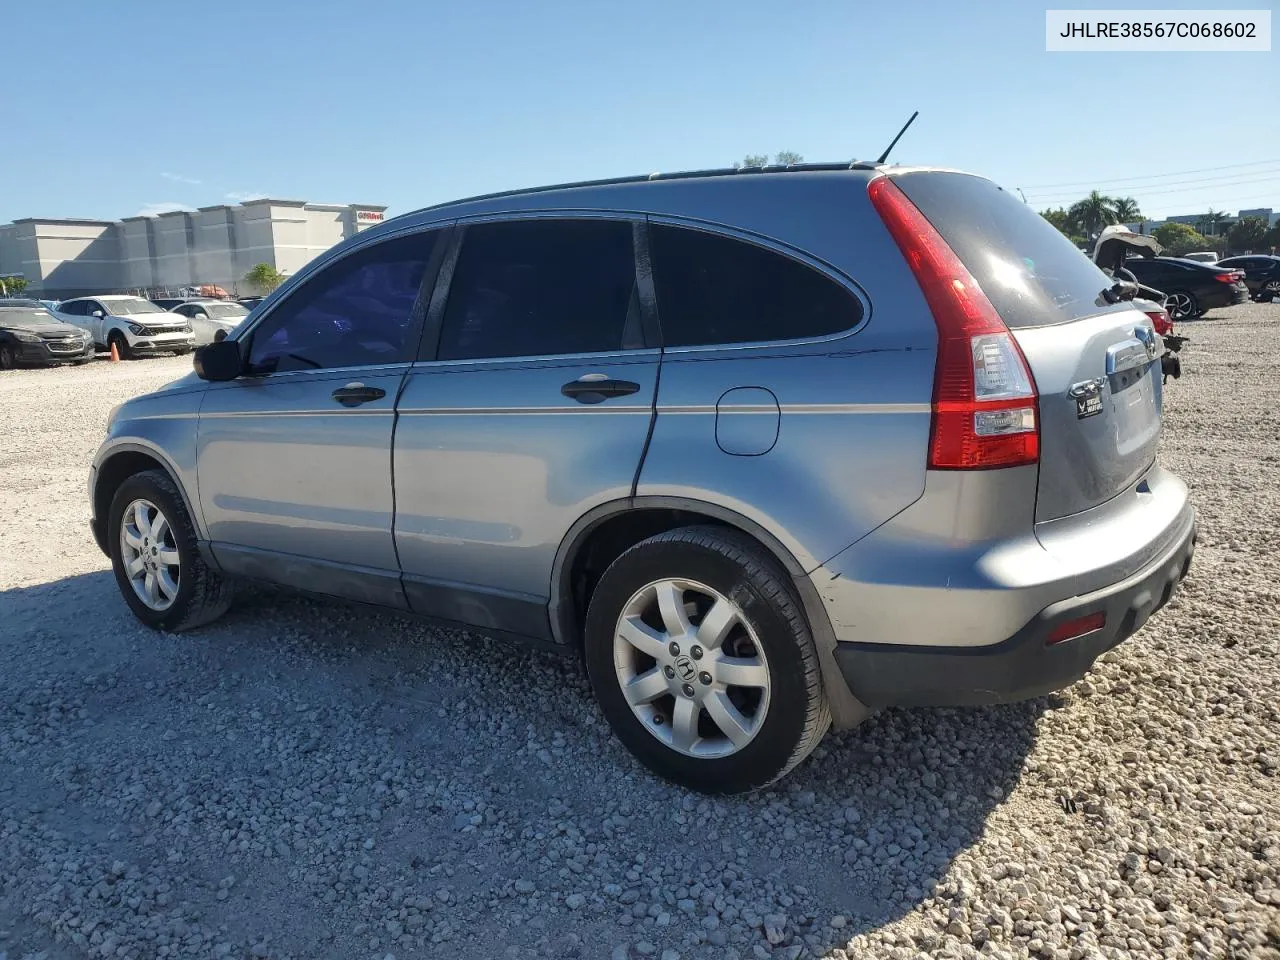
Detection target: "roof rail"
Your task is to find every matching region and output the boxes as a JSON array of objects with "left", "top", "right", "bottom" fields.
[{"left": 387, "top": 160, "right": 883, "bottom": 224}]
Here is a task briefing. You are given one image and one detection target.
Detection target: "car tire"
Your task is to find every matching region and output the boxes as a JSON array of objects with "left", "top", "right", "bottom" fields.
[
  {"left": 1262, "top": 280, "right": 1280, "bottom": 303},
  {"left": 0, "top": 344, "right": 16, "bottom": 370},
  {"left": 583, "top": 525, "right": 829, "bottom": 793},
  {"left": 108, "top": 330, "right": 133, "bottom": 361},
  {"left": 108, "top": 469, "right": 234, "bottom": 632},
  {"left": 1166, "top": 291, "right": 1199, "bottom": 321}
]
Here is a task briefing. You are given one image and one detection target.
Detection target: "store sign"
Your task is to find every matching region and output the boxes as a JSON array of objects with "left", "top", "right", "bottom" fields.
[{"left": 356, "top": 210, "right": 384, "bottom": 222}]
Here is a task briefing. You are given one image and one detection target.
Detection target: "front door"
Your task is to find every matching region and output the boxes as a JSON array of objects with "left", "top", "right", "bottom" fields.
[
  {"left": 393, "top": 217, "right": 658, "bottom": 638},
  {"left": 196, "top": 229, "right": 443, "bottom": 607}
]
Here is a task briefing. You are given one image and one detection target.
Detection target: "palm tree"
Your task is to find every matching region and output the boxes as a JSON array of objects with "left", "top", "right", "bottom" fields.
[
  {"left": 1197, "top": 209, "right": 1230, "bottom": 237},
  {"left": 1112, "top": 197, "right": 1142, "bottom": 224},
  {"left": 1067, "top": 191, "right": 1119, "bottom": 239}
]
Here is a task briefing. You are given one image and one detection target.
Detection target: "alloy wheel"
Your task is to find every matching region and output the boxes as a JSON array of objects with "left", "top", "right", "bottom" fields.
[
  {"left": 612, "top": 578, "right": 771, "bottom": 759},
  {"left": 119, "top": 498, "right": 181, "bottom": 611},
  {"left": 1166, "top": 292, "right": 1195, "bottom": 320}
]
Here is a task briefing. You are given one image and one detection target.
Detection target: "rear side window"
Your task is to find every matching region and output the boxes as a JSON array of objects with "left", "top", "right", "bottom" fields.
[
  {"left": 437, "top": 219, "right": 638, "bottom": 361},
  {"left": 650, "top": 225, "right": 861, "bottom": 347},
  {"left": 894, "top": 172, "right": 1133, "bottom": 329}
]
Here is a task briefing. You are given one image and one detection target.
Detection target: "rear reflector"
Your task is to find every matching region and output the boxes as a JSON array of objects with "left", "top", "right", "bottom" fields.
[
  {"left": 1047, "top": 611, "right": 1107, "bottom": 646},
  {"left": 867, "top": 176, "right": 1040, "bottom": 470}
]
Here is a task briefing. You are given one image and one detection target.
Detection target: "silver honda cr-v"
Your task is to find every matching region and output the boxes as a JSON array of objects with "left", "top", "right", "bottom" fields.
[{"left": 89, "top": 163, "right": 1197, "bottom": 793}]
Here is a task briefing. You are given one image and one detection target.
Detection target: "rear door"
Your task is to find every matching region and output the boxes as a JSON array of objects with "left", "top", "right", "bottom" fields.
[
  {"left": 894, "top": 172, "right": 1162, "bottom": 522},
  {"left": 392, "top": 216, "right": 658, "bottom": 638}
]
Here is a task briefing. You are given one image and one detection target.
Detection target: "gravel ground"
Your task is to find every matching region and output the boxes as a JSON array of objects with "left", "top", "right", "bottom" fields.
[{"left": 1, "top": 304, "right": 1278, "bottom": 960}]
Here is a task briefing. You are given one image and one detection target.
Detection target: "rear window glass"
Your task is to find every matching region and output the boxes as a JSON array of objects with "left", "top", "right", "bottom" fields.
[
  {"left": 650, "top": 224, "right": 862, "bottom": 347},
  {"left": 894, "top": 172, "right": 1133, "bottom": 329}
]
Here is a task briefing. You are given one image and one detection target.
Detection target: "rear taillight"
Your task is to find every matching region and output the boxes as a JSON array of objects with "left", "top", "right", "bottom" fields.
[
  {"left": 1144, "top": 308, "right": 1173, "bottom": 336},
  {"left": 1214, "top": 271, "right": 1241, "bottom": 284},
  {"left": 867, "top": 176, "right": 1039, "bottom": 470}
]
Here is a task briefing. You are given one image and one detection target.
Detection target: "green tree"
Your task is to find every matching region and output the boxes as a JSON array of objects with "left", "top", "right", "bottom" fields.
[
  {"left": 0, "top": 275, "right": 28, "bottom": 296},
  {"left": 1112, "top": 197, "right": 1142, "bottom": 223},
  {"left": 735, "top": 151, "right": 803, "bottom": 169},
  {"left": 1152, "top": 222, "right": 1209, "bottom": 256},
  {"left": 1067, "top": 191, "right": 1119, "bottom": 239},
  {"left": 1226, "top": 216, "right": 1268, "bottom": 252},
  {"left": 1040, "top": 207, "right": 1073, "bottom": 235},
  {"left": 244, "top": 262, "right": 285, "bottom": 293},
  {"left": 1196, "top": 209, "right": 1230, "bottom": 237}
]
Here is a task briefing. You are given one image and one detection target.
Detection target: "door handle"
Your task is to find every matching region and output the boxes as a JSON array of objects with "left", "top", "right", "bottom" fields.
[
  {"left": 331, "top": 383, "right": 386, "bottom": 407},
  {"left": 560, "top": 376, "right": 642, "bottom": 404}
]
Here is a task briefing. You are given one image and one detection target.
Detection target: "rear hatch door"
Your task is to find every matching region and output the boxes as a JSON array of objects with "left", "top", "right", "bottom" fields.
[{"left": 894, "top": 171, "right": 1162, "bottom": 522}]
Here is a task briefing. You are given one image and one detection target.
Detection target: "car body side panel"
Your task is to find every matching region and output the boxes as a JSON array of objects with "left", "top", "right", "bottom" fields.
[
  {"left": 638, "top": 339, "right": 935, "bottom": 572},
  {"left": 393, "top": 351, "right": 660, "bottom": 605},
  {"left": 92, "top": 387, "right": 208, "bottom": 536}
]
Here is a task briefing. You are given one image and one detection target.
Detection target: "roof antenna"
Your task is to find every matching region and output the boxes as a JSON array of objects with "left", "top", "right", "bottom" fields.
[{"left": 875, "top": 110, "right": 919, "bottom": 165}]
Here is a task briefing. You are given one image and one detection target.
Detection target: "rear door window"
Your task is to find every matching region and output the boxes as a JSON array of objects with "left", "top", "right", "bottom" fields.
[
  {"left": 649, "top": 224, "right": 862, "bottom": 347},
  {"left": 894, "top": 172, "right": 1134, "bottom": 329},
  {"left": 435, "top": 218, "right": 639, "bottom": 361}
]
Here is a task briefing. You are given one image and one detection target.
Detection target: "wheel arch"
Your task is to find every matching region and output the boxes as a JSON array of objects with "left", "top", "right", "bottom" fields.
[
  {"left": 551, "top": 496, "right": 868, "bottom": 729},
  {"left": 91, "top": 443, "right": 203, "bottom": 558}
]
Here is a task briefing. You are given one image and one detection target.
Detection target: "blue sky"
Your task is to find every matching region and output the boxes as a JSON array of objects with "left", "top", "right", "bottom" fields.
[{"left": 2, "top": 0, "right": 1276, "bottom": 223}]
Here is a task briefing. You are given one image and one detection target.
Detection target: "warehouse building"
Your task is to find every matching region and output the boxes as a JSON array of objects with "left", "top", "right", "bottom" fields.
[{"left": 0, "top": 199, "right": 388, "bottom": 299}]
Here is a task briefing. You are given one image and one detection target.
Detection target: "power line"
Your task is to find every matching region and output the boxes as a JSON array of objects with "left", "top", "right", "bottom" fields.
[
  {"left": 1028, "top": 179, "right": 1280, "bottom": 209},
  {"left": 1022, "top": 157, "right": 1280, "bottom": 190},
  {"left": 1026, "top": 168, "right": 1280, "bottom": 203}
]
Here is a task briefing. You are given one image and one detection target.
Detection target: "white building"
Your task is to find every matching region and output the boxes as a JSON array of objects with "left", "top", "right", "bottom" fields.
[{"left": 0, "top": 199, "right": 387, "bottom": 299}]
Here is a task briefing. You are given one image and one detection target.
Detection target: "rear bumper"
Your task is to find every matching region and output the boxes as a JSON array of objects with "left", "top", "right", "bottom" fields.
[
  {"left": 832, "top": 511, "right": 1196, "bottom": 706},
  {"left": 1204, "top": 286, "right": 1250, "bottom": 308}
]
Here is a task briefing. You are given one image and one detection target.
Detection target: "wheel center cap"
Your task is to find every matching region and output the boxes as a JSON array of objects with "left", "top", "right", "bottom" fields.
[{"left": 673, "top": 655, "right": 697, "bottom": 683}]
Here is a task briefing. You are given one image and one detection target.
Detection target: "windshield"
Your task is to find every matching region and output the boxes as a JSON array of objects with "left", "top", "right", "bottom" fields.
[
  {"left": 0, "top": 307, "right": 56, "bottom": 328},
  {"left": 103, "top": 298, "right": 164, "bottom": 315},
  {"left": 206, "top": 303, "right": 249, "bottom": 320}
]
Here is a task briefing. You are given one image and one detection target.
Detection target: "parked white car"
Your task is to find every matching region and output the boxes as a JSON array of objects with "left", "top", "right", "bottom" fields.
[
  {"left": 1181, "top": 251, "right": 1219, "bottom": 263},
  {"left": 52, "top": 296, "right": 195, "bottom": 359},
  {"left": 170, "top": 299, "right": 251, "bottom": 345}
]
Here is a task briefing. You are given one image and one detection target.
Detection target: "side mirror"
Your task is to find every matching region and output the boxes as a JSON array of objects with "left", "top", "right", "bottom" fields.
[
  {"left": 92, "top": 310, "right": 105, "bottom": 318},
  {"left": 193, "top": 339, "right": 243, "bottom": 381},
  {"left": 213, "top": 328, "right": 229, "bottom": 343}
]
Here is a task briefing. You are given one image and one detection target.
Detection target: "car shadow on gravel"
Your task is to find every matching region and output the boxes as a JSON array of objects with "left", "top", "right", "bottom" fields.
[{"left": 2, "top": 571, "right": 1045, "bottom": 958}]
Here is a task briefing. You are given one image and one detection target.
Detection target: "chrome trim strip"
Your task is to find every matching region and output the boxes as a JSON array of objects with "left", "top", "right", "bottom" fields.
[{"left": 660, "top": 402, "right": 930, "bottom": 415}]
